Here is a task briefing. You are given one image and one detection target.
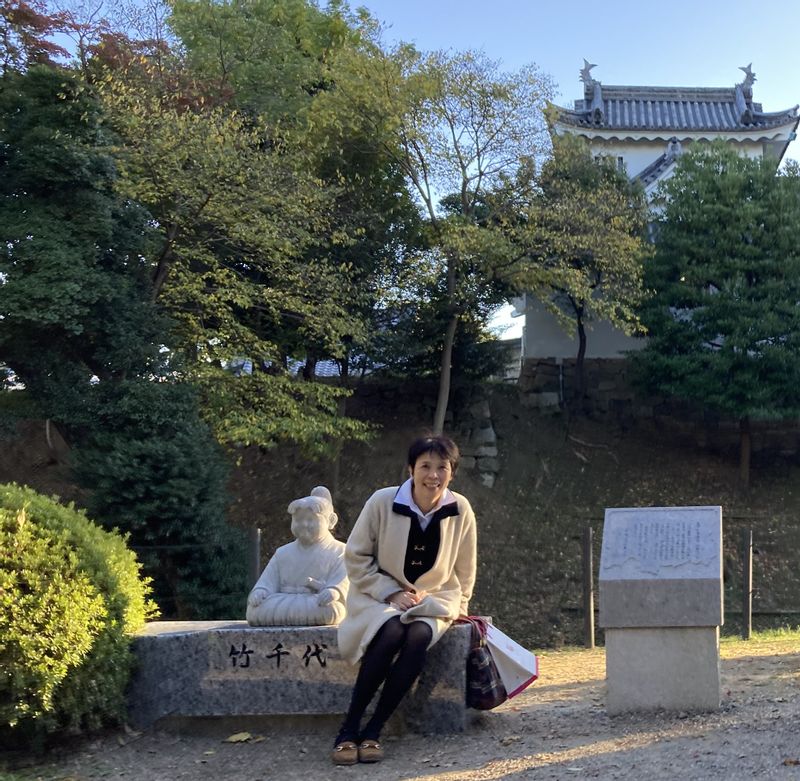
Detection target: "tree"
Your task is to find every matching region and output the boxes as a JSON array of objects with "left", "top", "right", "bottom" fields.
[
  {"left": 0, "top": 65, "right": 248, "bottom": 616},
  {"left": 95, "top": 51, "right": 371, "bottom": 452},
  {"left": 629, "top": 145, "right": 800, "bottom": 486},
  {"left": 167, "top": 0, "right": 425, "bottom": 387},
  {"left": 1, "top": 0, "right": 68, "bottom": 76},
  {"left": 327, "top": 43, "right": 555, "bottom": 431},
  {"left": 167, "top": 0, "right": 354, "bottom": 123},
  {"left": 510, "top": 134, "right": 650, "bottom": 405}
]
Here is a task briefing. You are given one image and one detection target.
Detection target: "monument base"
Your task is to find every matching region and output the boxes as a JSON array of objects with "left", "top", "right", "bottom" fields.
[
  {"left": 127, "top": 621, "right": 471, "bottom": 734},
  {"left": 605, "top": 626, "right": 720, "bottom": 715}
]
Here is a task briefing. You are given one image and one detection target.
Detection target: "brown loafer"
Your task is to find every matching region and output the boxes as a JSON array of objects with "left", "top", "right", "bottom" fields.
[
  {"left": 331, "top": 740, "right": 358, "bottom": 765},
  {"left": 358, "top": 739, "right": 384, "bottom": 763}
]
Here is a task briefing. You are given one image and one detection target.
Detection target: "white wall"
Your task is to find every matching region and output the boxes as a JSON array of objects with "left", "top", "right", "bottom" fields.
[
  {"left": 579, "top": 136, "right": 766, "bottom": 179},
  {"left": 523, "top": 129, "right": 770, "bottom": 361},
  {"left": 522, "top": 298, "right": 644, "bottom": 360}
]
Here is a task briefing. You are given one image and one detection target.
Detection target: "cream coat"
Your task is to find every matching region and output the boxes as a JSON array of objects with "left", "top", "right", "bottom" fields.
[{"left": 337, "top": 486, "right": 477, "bottom": 665}]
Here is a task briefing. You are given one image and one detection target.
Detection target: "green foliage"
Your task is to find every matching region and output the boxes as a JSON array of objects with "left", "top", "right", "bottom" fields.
[
  {"left": 0, "top": 65, "right": 250, "bottom": 616},
  {"left": 508, "top": 134, "right": 650, "bottom": 398},
  {"left": 0, "top": 65, "right": 167, "bottom": 402},
  {"left": 630, "top": 146, "right": 800, "bottom": 422},
  {"left": 522, "top": 134, "right": 649, "bottom": 331},
  {"left": 97, "top": 50, "right": 373, "bottom": 450},
  {"left": 72, "top": 381, "right": 250, "bottom": 619},
  {"left": 364, "top": 247, "right": 510, "bottom": 381},
  {"left": 167, "top": 0, "right": 424, "bottom": 391},
  {"left": 168, "top": 0, "right": 356, "bottom": 123},
  {"left": 0, "top": 483, "right": 156, "bottom": 742},
  {"left": 325, "top": 42, "right": 554, "bottom": 426},
  {"left": 0, "top": 507, "right": 105, "bottom": 729}
]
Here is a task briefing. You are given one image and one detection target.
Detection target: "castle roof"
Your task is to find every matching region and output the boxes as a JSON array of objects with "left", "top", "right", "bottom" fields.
[{"left": 554, "top": 62, "right": 799, "bottom": 137}]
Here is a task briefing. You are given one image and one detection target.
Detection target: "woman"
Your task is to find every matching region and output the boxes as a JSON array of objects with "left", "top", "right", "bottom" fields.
[{"left": 332, "top": 435, "right": 477, "bottom": 765}]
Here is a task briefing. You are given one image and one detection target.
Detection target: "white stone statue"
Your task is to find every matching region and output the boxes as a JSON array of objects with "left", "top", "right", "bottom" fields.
[{"left": 246, "top": 486, "right": 348, "bottom": 626}]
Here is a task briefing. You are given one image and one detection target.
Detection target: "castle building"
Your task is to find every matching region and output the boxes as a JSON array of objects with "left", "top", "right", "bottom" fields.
[{"left": 516, "top": 63, "right": 799, "bottom": 387}]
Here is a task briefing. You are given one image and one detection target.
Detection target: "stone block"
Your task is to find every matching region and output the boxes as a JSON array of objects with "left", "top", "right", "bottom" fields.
[
  {"left": 600, "top": 578, "right": 722, "bottom": 627},
  {"left": 477, "top": 457, "right": 499, "bottom": 472},
  {"left": 522, "top": 392, "right": 560, "bottom": 409},
  {"left": 599, "top": 506, "right": 723, "bottom": 628},
  {"left": 479, "top": 472, "right": 496, "bottom": 488},
  {"left": 468, "top": 400, "right": 491, "bottom": 420},
  {"left": 127, "top": 621, "right": 471, "bottom": 734},
  {"left": 474, "top": 446, "right": 498, "bottom": 458},
  {"left": 605, "top": 627, "right": 720, "bottom": 714},
  {"left": 471, "top": 426, "right": 496, "bottom": 446},
  {"left": 600, "top": 506, "right": 723, "bottom": 715}
]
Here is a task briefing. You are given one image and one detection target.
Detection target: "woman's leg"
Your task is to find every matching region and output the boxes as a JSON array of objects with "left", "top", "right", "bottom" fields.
[
  {"left": 335, "top": 616, "right": 406, "bottom": 743},
  {"left": 360, "top": 619, "right": 433, "bottom": 741}
]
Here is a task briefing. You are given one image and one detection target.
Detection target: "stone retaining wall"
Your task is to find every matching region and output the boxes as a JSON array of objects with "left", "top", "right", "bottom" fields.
[
  {"left": 346, "top": 382, "right": 501, "bottom": 486},
  {"left": 520, "top": 357, "right": 800, "bottom": 459}
]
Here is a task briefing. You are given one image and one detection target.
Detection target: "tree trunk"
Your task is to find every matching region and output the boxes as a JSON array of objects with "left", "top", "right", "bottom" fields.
[
  {"left": 433, "top": 253, "right": 459, "bottom": 435},
  {"left": 338, "top": 351, "right": 350, "bottom": 386},
  {"left": 739, "top": 416, "right": 751, "bottom": 488},
  {"left": 433, "top": 313, "right": 459, "bottom": 435},
  {"left": 330, "top": 397, "right": 347, "bottom": 505},
  {"left": 302, "top": 355, "right": 317, "bottom": 380},
  {"left": 575, "top": 316, "right": 587, "bottom": 410}
]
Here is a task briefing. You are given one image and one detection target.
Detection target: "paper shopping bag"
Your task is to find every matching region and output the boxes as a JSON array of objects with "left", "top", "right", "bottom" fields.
[{"left": 484, "top": 623, "right": 539, "bottom": 698}]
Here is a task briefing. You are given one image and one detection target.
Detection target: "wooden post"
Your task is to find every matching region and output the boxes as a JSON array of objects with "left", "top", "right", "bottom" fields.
[
  {"left": 741, "top": 528, "right": 753, "bottom": 640},
  {"left": 249, "top": 527, "right": 262, "bottom": 588},
  {"left": 582, "top": 526, "right": 595, "bottom": 649}
]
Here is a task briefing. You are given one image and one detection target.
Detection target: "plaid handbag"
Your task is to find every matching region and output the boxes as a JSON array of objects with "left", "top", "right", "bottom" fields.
[{"left": 458, "top": 616, "right": 508, "bottom": 710}]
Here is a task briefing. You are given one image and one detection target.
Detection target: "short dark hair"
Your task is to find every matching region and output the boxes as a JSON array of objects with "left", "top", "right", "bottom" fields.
[{"left": 407, "top": 435, "right": 460, "bottom": 475}]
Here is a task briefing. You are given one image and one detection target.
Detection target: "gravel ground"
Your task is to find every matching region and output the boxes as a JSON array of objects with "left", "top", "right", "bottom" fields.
[{"left": 11, "top": 638, "right": 800, "bottom": 781}]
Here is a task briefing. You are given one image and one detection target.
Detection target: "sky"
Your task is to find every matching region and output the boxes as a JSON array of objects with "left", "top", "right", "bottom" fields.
[{"left": 353, "top": 0, "right": 800, "bottom": 338}]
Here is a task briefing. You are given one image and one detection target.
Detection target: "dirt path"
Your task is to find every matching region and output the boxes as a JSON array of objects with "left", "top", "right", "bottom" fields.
[{"left": 12, "top": 638, "right": 800, "bottom": 781}]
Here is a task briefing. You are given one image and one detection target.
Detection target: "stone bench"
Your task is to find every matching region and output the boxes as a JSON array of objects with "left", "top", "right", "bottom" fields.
[{"left": 126, "top": 621, "right": 472, "bottom": 734}]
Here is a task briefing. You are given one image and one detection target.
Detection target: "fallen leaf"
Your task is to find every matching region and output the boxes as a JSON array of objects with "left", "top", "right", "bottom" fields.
[
  {"left": 500, "top": 735, "right": 521, "bottom": 746},
  {"left": 224, "top": 732, "right": 252, "bottom": 743},
  {"left": 783, "top": 758, "right": 800, "bottom": 766},
  {"left": 203, "top": 750, "right": 216, "bottom": 756}
]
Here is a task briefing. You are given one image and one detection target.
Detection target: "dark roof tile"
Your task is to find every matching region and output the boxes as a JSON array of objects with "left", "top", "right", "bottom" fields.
[{"left": 555, "top": 78, "right": 798, "bottom": 133}]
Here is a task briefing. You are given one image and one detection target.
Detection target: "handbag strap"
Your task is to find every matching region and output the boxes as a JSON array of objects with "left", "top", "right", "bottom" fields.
[{"left": 455, "top": 615, "right": 491, "bottom": 647}]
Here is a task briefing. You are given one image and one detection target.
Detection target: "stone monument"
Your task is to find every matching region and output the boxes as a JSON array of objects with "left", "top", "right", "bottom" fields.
[
  {"left": 599, "top": 506, "right": 723, "bottom": 715},
  {"left": 246, "top": 486, "right": 348, "bottom": 627}
]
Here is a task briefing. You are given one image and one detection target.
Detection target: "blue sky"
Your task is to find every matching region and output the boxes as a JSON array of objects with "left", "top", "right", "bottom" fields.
[
  {"left": 354, "top": 0, "right": 799, "bottom": 147},
  {"left": 353, "top": 0, "right": 800, "bottom": 337}
]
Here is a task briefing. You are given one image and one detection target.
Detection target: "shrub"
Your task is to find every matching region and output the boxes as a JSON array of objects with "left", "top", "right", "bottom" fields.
[
  {"left": 0, "top": 484, "right": 156, "bottom": 742},
  {"left": 73, "top": 380, "right": 250, "bottom": 619}
]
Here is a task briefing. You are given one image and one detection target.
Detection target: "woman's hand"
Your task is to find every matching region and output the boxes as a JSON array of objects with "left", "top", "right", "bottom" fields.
[{"left": 387, "top": 590, "right": 422, "bottom": 611}]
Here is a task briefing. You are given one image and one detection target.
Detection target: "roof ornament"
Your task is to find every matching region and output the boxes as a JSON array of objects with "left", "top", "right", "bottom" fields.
[
  {"left": 580, "top": 59, "right": 598, "bottom": 85},
  {"left": 665, "top": 137, "right": 683, "bottom": 159},
  {"left": 735, "top": 64, "right": 756, "bottom": 125},
  {"left": 580, "top": 59, "right": 604, "bottom": 122},
  {"left": 738, "top": 63, "right": 756, "bottom": 100}
]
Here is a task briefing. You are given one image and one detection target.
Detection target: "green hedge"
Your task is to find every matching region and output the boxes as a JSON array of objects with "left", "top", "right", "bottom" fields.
[{"left": 0, "top": 483, "right": 156, "bottom": 742}]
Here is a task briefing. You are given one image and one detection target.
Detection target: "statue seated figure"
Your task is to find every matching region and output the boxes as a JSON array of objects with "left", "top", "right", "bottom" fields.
[{"left": 246, "top": 486, "right": 348, "bottom": 626}]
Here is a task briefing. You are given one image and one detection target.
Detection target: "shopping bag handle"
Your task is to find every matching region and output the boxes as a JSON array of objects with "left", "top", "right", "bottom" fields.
[{"left": 455, "top": 615, "right": 491, "bottom": 640}]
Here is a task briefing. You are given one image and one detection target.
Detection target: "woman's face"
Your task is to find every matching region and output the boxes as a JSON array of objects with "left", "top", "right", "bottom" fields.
[{"left": 409, "top": 450, "right": 453, "bottom": 512}]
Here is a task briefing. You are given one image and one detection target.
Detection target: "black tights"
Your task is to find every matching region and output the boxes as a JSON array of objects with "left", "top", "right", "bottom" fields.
[{"left": 336, "top": 616, "right": 433, "bottom": 744}]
